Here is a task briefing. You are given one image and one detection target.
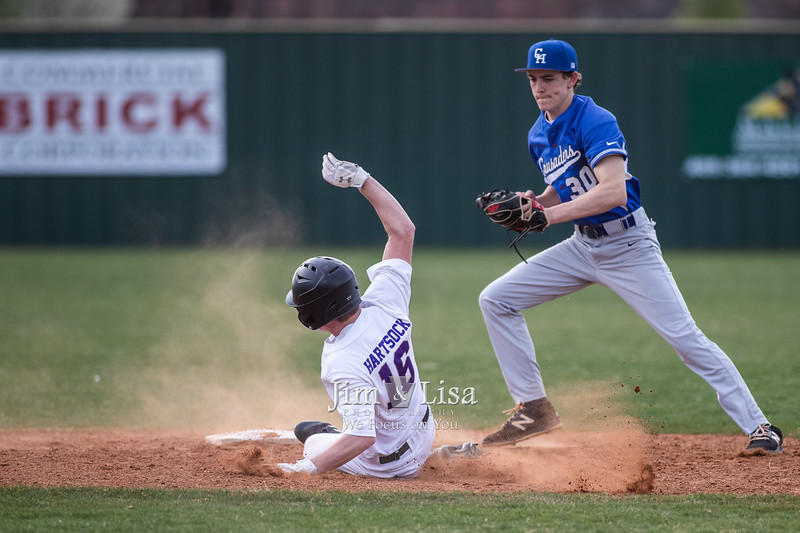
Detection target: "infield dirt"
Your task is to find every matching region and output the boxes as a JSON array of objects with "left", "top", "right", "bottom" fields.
[{"left": 1, "top": 428, "right": 797, "bottom": 495}]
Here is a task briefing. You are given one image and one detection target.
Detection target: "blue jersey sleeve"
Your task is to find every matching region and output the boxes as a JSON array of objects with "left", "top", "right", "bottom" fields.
[{"left": 577, "top": 104, "right": 628, "bottom": 168}]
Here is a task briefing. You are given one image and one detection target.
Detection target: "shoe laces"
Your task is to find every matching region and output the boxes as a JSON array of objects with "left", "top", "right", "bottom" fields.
[
  {"left": 749, "top": 423, "right": 771, "bottom": 441},
  {"left": 502, "top": 403, "right": 524, "bottom": 417}
]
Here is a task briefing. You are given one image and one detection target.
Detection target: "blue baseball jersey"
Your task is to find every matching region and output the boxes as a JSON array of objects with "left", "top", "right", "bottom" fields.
[{"left": 528, "top": 94, "right": 641, "bottom": 226}]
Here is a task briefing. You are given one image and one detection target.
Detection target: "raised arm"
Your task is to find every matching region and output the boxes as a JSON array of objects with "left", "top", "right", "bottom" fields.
[{"left": 321, "top": 152, "right": 415, "bottom": 264}]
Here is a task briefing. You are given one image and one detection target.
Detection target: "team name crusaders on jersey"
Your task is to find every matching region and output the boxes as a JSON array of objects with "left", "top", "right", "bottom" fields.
[{"left": 528, "top": 94, "right": 642, "bottom": 226}]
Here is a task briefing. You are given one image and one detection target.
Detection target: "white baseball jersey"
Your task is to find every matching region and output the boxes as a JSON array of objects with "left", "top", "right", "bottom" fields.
[{"left": 317, "top": 258, "right": 434, "bottom": 478}]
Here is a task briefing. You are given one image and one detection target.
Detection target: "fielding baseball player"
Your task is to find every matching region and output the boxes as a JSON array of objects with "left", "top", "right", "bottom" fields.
[
  {"left": 476, "top": 39, "right": 783, "bottom": 454},
  {"left": 277, "top": 153, "right": 437, "bottom": 478}
]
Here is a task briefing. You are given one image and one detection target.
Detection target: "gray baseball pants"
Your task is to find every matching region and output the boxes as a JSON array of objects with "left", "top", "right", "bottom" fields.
[{"left": 478, "top": 213, "right": 768, "bottom": 434}]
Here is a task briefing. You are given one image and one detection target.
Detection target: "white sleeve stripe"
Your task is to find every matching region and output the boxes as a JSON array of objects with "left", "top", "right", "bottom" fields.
[{"left": 589, "top": 148, "right": 627, "bottom": 167}]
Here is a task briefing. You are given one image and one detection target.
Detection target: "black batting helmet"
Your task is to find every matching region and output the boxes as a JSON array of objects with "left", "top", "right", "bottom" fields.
[{"left": 285, "top": 256, "right": 362, "bottom": 330}]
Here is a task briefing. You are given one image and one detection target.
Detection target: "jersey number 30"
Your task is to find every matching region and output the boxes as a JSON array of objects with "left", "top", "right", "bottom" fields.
[{"left": 564, "top": 165, "right": 598, "bottom": 198}]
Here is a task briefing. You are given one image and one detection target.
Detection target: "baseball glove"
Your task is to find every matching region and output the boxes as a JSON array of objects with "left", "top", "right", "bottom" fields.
[
  {"left": 475, "top": 189, "right": 547, "bottom": 234},
  {"left": 475, "top": 189, "right": 548, "bottom": 261}
]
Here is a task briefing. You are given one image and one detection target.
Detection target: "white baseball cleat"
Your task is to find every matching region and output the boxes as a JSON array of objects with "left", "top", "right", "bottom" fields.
[{"left": 430, "top": 442, "right": 482, "bottom": 462}]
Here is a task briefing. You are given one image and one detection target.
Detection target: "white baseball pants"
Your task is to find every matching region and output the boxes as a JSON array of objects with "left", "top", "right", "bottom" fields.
[{"left": 303, "top": 418, "right": 435, "bottom": 478}]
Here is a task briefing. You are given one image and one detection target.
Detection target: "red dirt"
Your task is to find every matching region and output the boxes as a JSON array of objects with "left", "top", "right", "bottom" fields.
[{"left": 1, "top": 428, "right": 797, "bottom": 494}]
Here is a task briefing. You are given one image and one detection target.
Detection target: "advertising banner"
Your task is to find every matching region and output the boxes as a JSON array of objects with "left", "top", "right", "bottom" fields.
[
  {"left": 682, "top": 62, "right": 800, "bottom": 181},
  {"left": 0, "top": 49, "right": 226, "bottom": 176}
]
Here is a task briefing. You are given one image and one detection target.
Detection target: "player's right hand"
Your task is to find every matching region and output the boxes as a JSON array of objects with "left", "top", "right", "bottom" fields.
[
  {"left": 276, "top": 458, "right": 318, "bottom": 474},
  {"left": 322, "top": 152, "right": 371, "bottom": 189}
]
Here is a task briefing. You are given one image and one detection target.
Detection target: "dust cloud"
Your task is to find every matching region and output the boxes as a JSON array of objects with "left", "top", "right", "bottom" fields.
[
  {"left": 424, "top": 383, "right": 654, "bottom": 493},
  {"left": 131, "top": 251, "right": 336, "bottom": 433}
]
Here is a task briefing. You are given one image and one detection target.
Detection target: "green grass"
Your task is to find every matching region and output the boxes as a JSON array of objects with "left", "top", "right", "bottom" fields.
[
  {"left": 1, "top": 487, "right": 798, "bottom": 533},
  {"left": 4, "top": 247, "right": 795, "bottom": 435},
  {"left": 1, "top": 247, "right": 799, "bottom": 531}
]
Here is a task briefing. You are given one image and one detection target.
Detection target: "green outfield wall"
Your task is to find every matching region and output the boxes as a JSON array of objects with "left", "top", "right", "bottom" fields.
[{"left": 1, "top": 25, "right": 798, "bottom": 247}]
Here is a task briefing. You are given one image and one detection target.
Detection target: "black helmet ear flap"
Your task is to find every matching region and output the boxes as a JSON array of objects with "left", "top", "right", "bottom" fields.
[
  {"left": 285, "top": 289, "right": 297, "bottom": 307},
  {"left": 286, "top": 256, "right": 361, "bottom": 330}
]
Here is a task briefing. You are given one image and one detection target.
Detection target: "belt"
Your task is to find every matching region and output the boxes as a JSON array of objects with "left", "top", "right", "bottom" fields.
[
  {"left": 378, "top": 407, "right": 430, "bottom": 465},
  {"left": 576, "top": 207, "right": 647, "bottom": 239}
]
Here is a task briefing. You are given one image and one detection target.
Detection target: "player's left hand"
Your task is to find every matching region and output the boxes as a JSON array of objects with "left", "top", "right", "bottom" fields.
[
  {"left": 476, "top": 189, "right": 548, "bottom": 234},
  {"left": 276, "top": 458, "right": 318, "bottom": 474},
  {"left": 322, "top": 152, "right": 371, "bottom": 189}
]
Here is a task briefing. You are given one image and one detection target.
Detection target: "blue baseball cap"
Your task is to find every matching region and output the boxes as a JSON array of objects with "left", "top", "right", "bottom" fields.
[{"left": 515, "top": 39, "right": 578, "bottom": 72}]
